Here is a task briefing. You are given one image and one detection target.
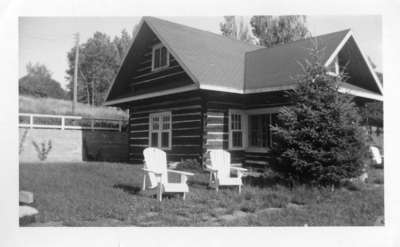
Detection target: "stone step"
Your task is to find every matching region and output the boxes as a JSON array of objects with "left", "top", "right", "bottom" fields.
[
  {"left": 19, "top": 191, "right": 34, "bottom": 204},
  {"left": 19, "top": 205, "right": 39, "bottom": 226}
]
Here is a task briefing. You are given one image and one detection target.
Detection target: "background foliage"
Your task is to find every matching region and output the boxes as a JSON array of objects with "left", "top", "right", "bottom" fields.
[
  {"left": 19, "top": 63, "right": 68, "bottom": 99},
  {"left": 66, "top": 29, "right": 134, "bottom": 106},
  {"left": 220, "top": 15, "right": 310, "bottom": 48}
]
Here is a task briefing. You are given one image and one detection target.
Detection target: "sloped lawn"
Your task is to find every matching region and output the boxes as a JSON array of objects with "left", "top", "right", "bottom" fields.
[{"left": 19, "top": 162, "right": 384, "bottom": 226}]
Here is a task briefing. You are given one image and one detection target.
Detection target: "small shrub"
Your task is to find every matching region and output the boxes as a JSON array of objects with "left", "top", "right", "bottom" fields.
[
  {"left": 32, "top": 140, "right": 52, "bottom": 161},
  {"left": 373, "top": 178, "right": 384, "bottom": 185}
]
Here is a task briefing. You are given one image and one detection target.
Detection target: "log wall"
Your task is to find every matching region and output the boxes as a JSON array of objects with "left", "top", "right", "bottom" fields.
[
  {"left": 128, "top": 89, "right": 292, "bottom": 167},
  {"left": 203, "top": 90, "right": 290, "bottom": 167},
  {"left": 128, "top": 91, "right": 203, "bottom": 164}
]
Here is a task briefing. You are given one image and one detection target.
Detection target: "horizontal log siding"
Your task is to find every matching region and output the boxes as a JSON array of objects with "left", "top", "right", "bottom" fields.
[
  {"left": 127, "top": 89, "right": 292, "bottom": 166},
  {"left": 128, "top": 91, "right": 203, "bottom": 164}
]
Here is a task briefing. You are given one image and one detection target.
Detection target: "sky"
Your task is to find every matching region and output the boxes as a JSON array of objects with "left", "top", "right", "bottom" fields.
[{"left": 19, "top": 16, "right": 382, "bottom": 89}]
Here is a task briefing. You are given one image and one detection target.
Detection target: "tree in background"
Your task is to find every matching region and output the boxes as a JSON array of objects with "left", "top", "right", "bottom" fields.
[
  {"left": 66, "top": 29, "right": 133, "bottom": 106},
  {"left": 270, "top": 46, "right": 368, "bottom": 187},
  {"left": 250, "top": 15, "right": 310, "bottom": 48},
  {"left": 19, "top": 62, "right": 67, "bottom": 99},
  {"left": 220, "top": 16, "right": 257, "bottom": 44},
  {"left": 113, "top": 28, "right": 135, "bottom": 62}
]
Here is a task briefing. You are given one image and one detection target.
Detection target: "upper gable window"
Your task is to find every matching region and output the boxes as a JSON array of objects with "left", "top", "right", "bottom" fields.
[{"left": 152, "top": 43, "right": 169, "bottom": 71}]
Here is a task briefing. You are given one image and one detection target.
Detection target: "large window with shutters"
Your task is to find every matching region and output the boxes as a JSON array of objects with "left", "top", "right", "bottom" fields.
[
  {"left": 149, "top": 112, "right": 172, "bottom": 149},
  {"left": 152, "top": 43, "right": 169, "bottom": 71}
]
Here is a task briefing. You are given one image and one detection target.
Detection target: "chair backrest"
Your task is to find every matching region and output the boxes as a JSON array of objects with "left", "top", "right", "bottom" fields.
[
  {"left": 143, "top": 147, "right": 168, "bottom": 187},
  {"left": 209, "top": 150, "right": 231, "bottom": 179},
  {"left": 369, "top": 146, "right": 382, "bottom": 165}
]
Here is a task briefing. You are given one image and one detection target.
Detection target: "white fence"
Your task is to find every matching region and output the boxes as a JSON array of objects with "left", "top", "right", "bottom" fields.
[{"left": 19, "top": 113, "right": 128, "bottom": 132}]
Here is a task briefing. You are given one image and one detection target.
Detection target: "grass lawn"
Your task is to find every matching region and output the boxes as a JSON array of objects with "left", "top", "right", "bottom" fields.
[{"left": 19, "top": 162, "right": 384, "bottom": 226}]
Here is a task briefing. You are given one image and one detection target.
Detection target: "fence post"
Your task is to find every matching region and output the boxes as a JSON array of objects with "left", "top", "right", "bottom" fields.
[
  {"left": 29, "top": 115, "right": 33, "bottom": 129},
  {"left": 61, "top": 116, "right": 65, "bottom": 130},
  {"left": 91, "top": 119, "right": 94, "bottom": 131},
  {"left": 118, "top": 120, "right": 122, "bottom": 132}
]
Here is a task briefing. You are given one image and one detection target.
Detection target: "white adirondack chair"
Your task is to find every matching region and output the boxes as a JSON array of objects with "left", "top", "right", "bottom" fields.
[
  {"left": 142, "top": 147, "right": 194, "bottom": 201},
  {"left": 370, "top": 146, "right": 383, "bottom": 165},
  {"left": 206, "top": 150, "right": 247, "bottom": 193}
]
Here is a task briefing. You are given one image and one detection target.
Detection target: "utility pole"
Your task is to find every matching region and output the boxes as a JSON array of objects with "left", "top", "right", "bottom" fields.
[{"left": 72, "top": 32, "right": 80, "bottom": 114}]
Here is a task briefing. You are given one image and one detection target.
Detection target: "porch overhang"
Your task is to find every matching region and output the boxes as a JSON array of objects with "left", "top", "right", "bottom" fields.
[{"left": 338, "top": 82, "right": 383, "bottom": 101}]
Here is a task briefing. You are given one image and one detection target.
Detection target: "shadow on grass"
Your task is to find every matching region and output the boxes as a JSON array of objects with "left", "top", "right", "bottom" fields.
[
  {"left": 113, "top": 183, "right": 184, "bottom": 200},
  {"left": 113, "top": 184, "right": 141, "bottom": 195},
  {"left": 243, "top": 175, "right": 288, "bottom": 188},
  {"left": 188, "top": 180, "right": 209, "bottom": 189}
]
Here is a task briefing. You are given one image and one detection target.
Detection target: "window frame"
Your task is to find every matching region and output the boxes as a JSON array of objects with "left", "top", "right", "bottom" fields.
[
  {"left": 247, "top": 113, "right": 273, "bottom": 152},
  {"left": 245, "top": 108, "right": 281, "bottom": 153},
  {"left": 228, "top": 109, "right": 247, "bottom": 150},
  {"left": 151, "top": 43, "right": 170, "bottom": 72},
  {"left": 148, "top": 111, "right": 172, "bottom": 150},
  {"left": 227, "top": 107, "right": 281, "bottom": 153}
]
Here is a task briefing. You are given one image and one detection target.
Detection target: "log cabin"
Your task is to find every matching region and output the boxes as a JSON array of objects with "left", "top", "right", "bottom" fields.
[{"left": 104, "top": 16, "right": 383, "bottom": 167}]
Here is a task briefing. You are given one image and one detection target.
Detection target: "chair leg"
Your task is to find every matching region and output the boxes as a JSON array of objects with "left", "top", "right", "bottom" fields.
[
  {"left": 142, "top": 175, "right": 146, "bottom": 191},
  {"left": 157, "top": 184, "right": 162, "bottom": 202},
  {"left": 183, "top": 192, "right": 186, "bottom": 200},
  {"left": 238, "top": 185, "right": 242, "bottom": 194}
]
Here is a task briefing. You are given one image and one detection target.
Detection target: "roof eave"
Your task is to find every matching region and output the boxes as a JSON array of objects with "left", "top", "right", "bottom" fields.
[
  {"left": 103, "top": 85, "right": 198, "bottom": 106},
  {"left": 338, "top": 86, "right": 383, "bottom": 101},
  {"left": 324, "top": 29, "right": 383, "bottom": 95},
  {"left": 103, "top": 18, "right": 146, "bottom": 105}
]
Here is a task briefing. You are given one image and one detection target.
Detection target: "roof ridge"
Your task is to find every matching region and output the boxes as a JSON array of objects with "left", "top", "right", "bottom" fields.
[
  {"left": 143, "top": 16, "right": 263, "bottom": 50},
  {"left": 246, "top": 28, "right": 351, "bottom": 54}
]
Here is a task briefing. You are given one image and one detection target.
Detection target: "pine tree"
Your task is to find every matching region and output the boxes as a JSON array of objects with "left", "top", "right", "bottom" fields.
[
  {"left": 250, "top": 15, "right": 310, "bottom": 48},
  {"left": 270, "top": 46, "right": 369, "bottom": 187}
]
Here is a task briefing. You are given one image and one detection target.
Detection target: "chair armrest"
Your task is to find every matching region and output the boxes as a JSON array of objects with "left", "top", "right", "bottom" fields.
[
  {"left": 167, "top": 169, "right": 194, "bottom": 176},
  {"left": 230, "top": 167, "right": 247, "bottom": 172},
  {"left": 142, "top": 168, "right": 162, "bottom": 176},
  {"left": 205, "top": 165, "right": 218, "bottom": 172}
]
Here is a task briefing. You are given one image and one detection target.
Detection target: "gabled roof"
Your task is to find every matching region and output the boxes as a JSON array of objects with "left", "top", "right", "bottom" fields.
[
  {"left": 105, "top": 17, "right": 382, "bottom": 105},
  {"left": 144, "top": 17, "right": 261, "bottom": 91},
  {"left": 244, "top": 29, "right": 351, "bottom": 91}
]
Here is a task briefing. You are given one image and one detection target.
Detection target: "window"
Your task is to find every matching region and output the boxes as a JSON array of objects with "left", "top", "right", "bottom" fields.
[
  {"left": 149, "top": 112, "right": 171, "bottom": 149},
  {"left": 152, "top": 43, "right": 169, "bottom": 71},
  {"left": 229, "top": 110, "right": 246, "bottom": 150},
  {"left": 229, "top": 109, "right": 279, "bottom": 152},
  {"left": 248, "top": 114, "right": 274, "bottom": 148}
]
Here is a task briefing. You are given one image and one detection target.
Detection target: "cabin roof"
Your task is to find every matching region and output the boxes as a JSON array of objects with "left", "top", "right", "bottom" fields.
[
  {"left": 105, "top": 17, "right": 382, "bottom": 105},
  {"left": 144, "top": 16, "right": 261, "bottom": 91},
  {"left": 244, "top": 29, "right": 350, "bottom": 90}
]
